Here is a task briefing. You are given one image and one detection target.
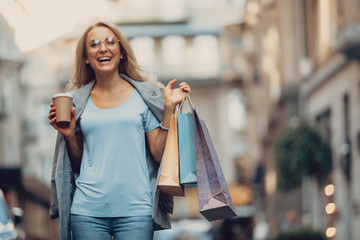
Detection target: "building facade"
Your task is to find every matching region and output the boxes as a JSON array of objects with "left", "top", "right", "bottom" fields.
[{"left": 240, "top": 0, "right": 360, "bottom": 239}]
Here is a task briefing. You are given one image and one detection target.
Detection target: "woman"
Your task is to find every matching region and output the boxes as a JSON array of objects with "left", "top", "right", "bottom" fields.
[{"left": 48, "top": 21, "right": 191, "bottom": 240}]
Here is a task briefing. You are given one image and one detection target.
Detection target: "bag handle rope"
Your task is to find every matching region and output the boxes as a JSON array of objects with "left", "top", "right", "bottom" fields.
[{"left": 178, "top": 91, "right": 194, "bottom": 114}]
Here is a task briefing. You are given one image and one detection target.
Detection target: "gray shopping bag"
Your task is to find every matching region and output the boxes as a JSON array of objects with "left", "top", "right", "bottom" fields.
[{"left": 193, "top": 108, "right": 236, "bottom": 221}]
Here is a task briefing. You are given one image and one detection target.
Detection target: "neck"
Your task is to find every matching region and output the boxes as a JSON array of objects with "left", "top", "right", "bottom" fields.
[{"left": 94, "top": 71, "right": 126, "bottom": 91}]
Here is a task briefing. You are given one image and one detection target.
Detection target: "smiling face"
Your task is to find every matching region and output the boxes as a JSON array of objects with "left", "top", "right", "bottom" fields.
[{"left": 85, "top": 26, "right": 123, "bottom": 77}]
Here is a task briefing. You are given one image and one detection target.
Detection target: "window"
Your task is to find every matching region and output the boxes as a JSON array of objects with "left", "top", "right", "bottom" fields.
[
  {"left": 304, "top": 0, "right": 338, "bottom": 66},
  {"left": 5, "top": 142, "right": 13, "bottom": 165},
  {"left": 227, "top": 89, "right": 246, "bottom": 131},
  {"left": 4, "top": 72, "right": 12, "bottom": 114},
  {"left": 315, "top": 108, "right": 331, "bottom": 144},
  {"left": 159, "top": 0, "right": 186, "bottom": 21}
]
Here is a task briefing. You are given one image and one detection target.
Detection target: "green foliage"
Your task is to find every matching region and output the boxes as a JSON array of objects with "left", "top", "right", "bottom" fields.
[
  {"left": 274, "top": 228, "right": 327, "bottom": 240},
  {"left": 274, "top": 121, "right": 332, "bottom": 191}
]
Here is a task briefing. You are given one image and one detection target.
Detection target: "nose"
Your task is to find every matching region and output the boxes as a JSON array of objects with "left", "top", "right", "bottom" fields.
[{"left": 99, "top": 41, "right": 108, "bottom": 52}]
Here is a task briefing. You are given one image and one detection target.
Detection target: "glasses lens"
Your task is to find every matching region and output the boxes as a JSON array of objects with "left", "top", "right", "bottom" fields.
[
  {"left": 89, "top": 39, "right": 100, "bottom": 49},
  {"left": 105, "top": 36, "right": 116, "bottom": 47}
]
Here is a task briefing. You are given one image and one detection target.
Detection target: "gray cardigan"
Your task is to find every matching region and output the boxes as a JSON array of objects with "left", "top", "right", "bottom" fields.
[{"left": 50, "top": 73, "right": 173, "bottom": 240}]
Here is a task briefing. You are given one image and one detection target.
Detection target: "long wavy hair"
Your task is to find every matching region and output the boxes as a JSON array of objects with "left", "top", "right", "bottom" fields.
[{"left": 67, "top": 21, "right": 161, "bottom": 90}]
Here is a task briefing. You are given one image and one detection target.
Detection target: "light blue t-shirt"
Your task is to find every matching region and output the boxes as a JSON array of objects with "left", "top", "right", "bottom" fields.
[{"left": 70, "top": 89, "right": 160, "bottom": 217}]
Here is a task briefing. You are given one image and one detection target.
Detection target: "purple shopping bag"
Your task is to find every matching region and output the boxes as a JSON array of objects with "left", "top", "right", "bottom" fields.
[{"left": 193, "top": 108, "right": 236, "bottom": 221}]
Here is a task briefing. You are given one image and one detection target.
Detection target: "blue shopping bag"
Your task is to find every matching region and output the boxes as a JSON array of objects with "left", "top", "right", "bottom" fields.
[{"left": 178, "top": 94, "right": 197, "bottom": 188}]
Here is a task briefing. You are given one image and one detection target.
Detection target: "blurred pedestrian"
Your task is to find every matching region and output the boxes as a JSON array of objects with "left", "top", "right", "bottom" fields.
[
  {"left": 48, "top": 21, "right": 191, "bottom": 240},
  {"left": 280, "top": 210, "right": 297, "bottom": 231}
]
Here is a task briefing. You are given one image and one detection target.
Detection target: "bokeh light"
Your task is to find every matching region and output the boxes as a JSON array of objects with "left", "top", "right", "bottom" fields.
[{"left": 325, "top": 184, "right": 335, "bottom": 196}]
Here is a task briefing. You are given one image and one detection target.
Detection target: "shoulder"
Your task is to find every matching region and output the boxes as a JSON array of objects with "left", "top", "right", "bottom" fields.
[
  {"left": 120, "top": 73, "right": 162, "bottom": 100},
  {"left": 69, "top": 81, "right": 95, "bottom": 98},
  {"left": 136, "top": 81, "right": 162, "bottom": 99},
  {"left": 69, "top": 81, "right": 95, "bottom": 115}
]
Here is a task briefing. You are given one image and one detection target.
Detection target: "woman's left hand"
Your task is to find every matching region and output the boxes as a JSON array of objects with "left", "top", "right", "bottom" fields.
[{"left": 164, "top": 79, "right": 192, "bottom": 109}]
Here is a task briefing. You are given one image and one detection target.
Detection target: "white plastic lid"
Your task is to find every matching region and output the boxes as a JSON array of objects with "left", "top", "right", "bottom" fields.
[{"left": 52, "top": 92, "right": 73, "bottom": 99}]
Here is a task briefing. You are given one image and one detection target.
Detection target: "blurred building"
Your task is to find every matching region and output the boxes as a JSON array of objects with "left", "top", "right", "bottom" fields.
[
  {"left": 19, "top": 41, "right": 74, "bottom": 239},
  {"left": 0, "top": 13, "right": 25, "bottom": 237},
  {"left": 236, "top": 0, "right": 302, "bottom": 237},
  {"left": 302, "top": 1, "right": 360, "bottom": 239},
  {"left": 239, "top": 0, "right": 360, "bottom": 239},
  {"left": 0, "top": 15, "right": 23, "bottom": 176},
  {"left": 0, "top": 13, "right": 61, "bottom": 239}
]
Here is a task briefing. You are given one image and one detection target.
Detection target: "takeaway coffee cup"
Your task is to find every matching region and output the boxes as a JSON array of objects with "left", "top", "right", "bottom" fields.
[{"left": 52, "top": 92, "right": 73, "bottom": 127}]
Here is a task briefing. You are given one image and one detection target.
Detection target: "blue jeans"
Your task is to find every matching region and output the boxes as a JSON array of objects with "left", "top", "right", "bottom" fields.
[{"left": 70, "top": 214, "right": 154, "bottom": 240}]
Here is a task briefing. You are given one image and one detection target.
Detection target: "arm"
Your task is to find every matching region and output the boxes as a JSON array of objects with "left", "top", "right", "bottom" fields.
[
  {"left": 49, "top": 104, "right": 83, "bottom": 173},
  {"left": 146, "top": 80, "right": 191, "bottom": 162}
]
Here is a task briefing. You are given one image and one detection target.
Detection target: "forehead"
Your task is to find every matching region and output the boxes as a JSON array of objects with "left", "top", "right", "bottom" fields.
[{"left": 86, "top": 26, "right": 116, "bottom": 42}]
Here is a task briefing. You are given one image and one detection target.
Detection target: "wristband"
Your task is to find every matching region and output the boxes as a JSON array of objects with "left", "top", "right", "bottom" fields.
[{"left": 159, "top": 122, "right": 169, "bottom": 131}]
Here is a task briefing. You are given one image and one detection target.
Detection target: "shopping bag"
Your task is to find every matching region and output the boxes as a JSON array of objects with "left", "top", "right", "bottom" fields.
[
  {"left": 178, "top": 96, "right": 197, "bottom": 188},
  {"left": 193, "top": 109, "right": 237, "bottom": 221},
  {"left": 158, "top": 113, "right": 185, "bottom": 196}
]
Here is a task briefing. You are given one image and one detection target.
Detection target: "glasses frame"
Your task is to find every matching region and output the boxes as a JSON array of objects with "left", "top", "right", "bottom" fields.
[{"left": 87, "top": 36, "right": 120, "bottom": 51}]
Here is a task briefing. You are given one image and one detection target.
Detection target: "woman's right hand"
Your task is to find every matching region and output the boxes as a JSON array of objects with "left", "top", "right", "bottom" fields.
[{"left": 48, "top": 102, "right": 76, "bottom": 138}]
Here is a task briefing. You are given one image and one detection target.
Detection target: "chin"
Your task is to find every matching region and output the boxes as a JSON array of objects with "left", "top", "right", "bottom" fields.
[{"left": 95, "top": 67, "right": 118, "bottom": 75}]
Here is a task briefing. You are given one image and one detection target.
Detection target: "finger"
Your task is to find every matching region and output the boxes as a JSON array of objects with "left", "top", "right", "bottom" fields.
[
  {"left": 179, "top": 82, "right": 190, "bottom": 87},
  {"left": 166, "top": 79, "right": 177, "bottom": 89},
  {"left": 70, "top": 108, "right": 76, "bottom": 122},
  {"left": 180, "top": 86, "right": 191, "bottom": 95},
  {"left": 49, "top": 107, "right": 56, "bottom": 114},
  {"left": 180, "top": 82, "right": 191, "bottom": 92},
  {"left": 50, "top": 102, "right": 54, "bottom": 107},
  {"left": 48, "top": 112, "right": 56, "bottom": 120},
  {"left": 49, "top": 117, "right": 57, "bottom": 125}
]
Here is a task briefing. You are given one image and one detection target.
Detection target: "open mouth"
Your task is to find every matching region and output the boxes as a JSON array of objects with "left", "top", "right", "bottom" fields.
[{"left": 98, "top": 57, "right": 112, "bottom": 63}]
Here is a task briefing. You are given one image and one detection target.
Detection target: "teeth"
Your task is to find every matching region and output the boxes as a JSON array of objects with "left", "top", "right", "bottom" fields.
[{"left": 98, "top": 57, "right": 111, "bottom": 62}]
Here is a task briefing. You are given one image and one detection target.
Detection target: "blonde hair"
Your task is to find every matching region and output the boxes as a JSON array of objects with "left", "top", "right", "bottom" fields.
[{"left": 67, "top": 21, "right": 162, "bottom": 90}]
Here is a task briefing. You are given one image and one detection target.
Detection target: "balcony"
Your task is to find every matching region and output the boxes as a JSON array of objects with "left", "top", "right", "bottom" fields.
[{"left": 338, "top": 23, "right": 360, "bottom": 60}]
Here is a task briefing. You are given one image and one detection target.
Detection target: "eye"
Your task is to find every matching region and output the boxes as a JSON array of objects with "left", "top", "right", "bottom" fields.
[{"left": 89, "top": 39, "right": 100, "bottom": 48}]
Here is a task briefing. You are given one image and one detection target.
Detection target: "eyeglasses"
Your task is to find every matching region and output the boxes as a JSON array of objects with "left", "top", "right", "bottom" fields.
[{"left": 87, "top": 36, "right": 119, "bottom": 51}]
